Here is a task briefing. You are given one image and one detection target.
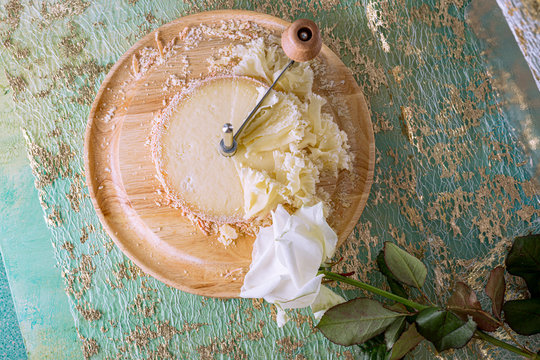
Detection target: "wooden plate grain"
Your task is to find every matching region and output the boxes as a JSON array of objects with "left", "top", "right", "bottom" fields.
[{"left": 84, "top": 10, "right": 375, "bottom": 298}]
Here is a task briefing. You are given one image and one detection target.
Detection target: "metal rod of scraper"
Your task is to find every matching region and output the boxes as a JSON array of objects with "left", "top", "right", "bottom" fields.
[{"left": 219, "top": 18, "right": 323, "bottom": 156}]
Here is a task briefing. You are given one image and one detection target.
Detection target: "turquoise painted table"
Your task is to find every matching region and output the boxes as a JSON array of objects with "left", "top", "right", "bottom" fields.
[
  {"left": 0, "top": 71, "right": 82, "bottom": 358},
  {"left": 0, "top": 0, "right": 538, "bottom": 359}
]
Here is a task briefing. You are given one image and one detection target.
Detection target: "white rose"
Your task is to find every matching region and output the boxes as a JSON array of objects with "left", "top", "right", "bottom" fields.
[{"left": 240, "top": 203, "right": 345, "bottom": 326}]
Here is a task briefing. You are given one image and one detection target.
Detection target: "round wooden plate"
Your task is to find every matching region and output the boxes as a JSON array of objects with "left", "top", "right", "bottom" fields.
[{"left": 84, "top": 10, "right": 375, "bottom": 298}]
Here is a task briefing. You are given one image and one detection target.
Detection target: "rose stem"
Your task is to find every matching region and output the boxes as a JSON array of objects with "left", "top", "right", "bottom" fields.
[{"left": 318, "top": 270, "right": 429, "bottom": 310}]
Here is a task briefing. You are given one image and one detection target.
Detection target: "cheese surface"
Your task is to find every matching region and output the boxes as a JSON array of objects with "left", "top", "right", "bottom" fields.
[
  {"left": 158, "top": 76, "right": 261, "bottom": 220},
  {"left": 154, "top": 37, "right": 351, "bottom": 227}
]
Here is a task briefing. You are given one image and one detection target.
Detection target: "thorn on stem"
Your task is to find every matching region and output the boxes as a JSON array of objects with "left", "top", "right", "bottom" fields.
[{"left": 323, "top": 257, "right": 344, "bottom": 268}]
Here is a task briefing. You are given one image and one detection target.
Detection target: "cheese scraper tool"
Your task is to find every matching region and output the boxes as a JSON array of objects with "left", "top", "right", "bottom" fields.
[{"left": 219, "top": 19, "right": 322, "bottom": 156}]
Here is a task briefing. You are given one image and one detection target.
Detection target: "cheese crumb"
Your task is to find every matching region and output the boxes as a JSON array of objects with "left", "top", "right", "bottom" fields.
[{"left": 218, "top": 224, "right": 238, "bottom": 246}]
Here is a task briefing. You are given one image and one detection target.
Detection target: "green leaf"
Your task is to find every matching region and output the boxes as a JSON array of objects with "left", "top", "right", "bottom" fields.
[
  {"left": 485, "top": 266, "right": 506, "bottom": 319},
  {"left": 384, "top": 242, "right": 427, "bottom": 289},
  {"left": 385, "top": 317, "right": 406, "bottom": 350},
  {"left": 390, "top": 324, "right": 424, "bottom": 360},
  {"left": 447, "top": 282, "right": 499, "bottom": 332},
  {"left": 415, "top": 307, "right": 477, "bottom": 351},
  {"left": 503, "top": 299, "right": 540, "bottom": 335},
  {"left": 317, "top": 298, "right": 405, "bottom": 346},
  {"left": 505, "top": 234, "right": 540, "bottom": 298},
  {"left": 377, "top": 251, "right": 409, "bottom": 299},
  {"left": 384, "top": 303, "right": 411, "bottom": 315},
  {"left": 357, "top": 334, "right": 391, "bottom": 360},
  {"left": 358, "top": 343, "right": 389, "bottom": 360}
]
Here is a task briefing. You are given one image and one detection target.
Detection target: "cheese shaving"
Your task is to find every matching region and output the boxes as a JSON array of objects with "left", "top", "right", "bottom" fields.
[{"left": 228, "top": 38, "right": 351, "bottom": 219}]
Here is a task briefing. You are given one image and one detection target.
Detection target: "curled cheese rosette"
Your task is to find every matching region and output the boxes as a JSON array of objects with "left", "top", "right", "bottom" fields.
[{"left": 240, "top": 203, "right": 345, "bottom": 326}]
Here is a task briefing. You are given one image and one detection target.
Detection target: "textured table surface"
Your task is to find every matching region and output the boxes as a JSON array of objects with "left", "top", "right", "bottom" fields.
[
  {"left": 0, "top": 0, "right": 539, "bottom": 359},
  {"left": 0, "top": 71, "right": 83, "bottom": 359}
]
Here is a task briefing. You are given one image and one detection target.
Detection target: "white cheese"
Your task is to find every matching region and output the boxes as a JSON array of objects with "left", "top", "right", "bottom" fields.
[
  {"left": 156, "top": 38, "right": 351, "bottom": 226},
  {"left": 159, "top": 76, "right": 261, "bottom": 220}
]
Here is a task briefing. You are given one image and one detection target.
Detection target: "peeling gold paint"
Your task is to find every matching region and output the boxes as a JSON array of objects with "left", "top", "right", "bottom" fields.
[
  {"left": 276, "top": 336, "right": 304, "bottom": 357},
  {"left": 76, "top": 302, "right": 102, "bottom": 321},
  {"left": 79, "top": 334, "right": 99, "bottom": 359}
]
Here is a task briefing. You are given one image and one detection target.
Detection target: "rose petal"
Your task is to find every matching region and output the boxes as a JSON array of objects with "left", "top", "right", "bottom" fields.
[
  {"left": 294, "top": 203, "right": 337, "bottom": 260},
  {"left": 276, "top": 306, "right": 289, "bottom": 327},
  {"left": 311, "top": 285, "right": 346, "bottom": 320},
  {"left": 275, "top": 274, "right": 324, "bottom": 309},
  {"left": 241, "top": 203, "right": 340, "bottom": 321},
  {"left": 271, "top": 205, "right": 290, "bottom": 239},
  {"left": 251, "top": 225, "right": 274, "bottom": 259},
  {"left": 275, "top": 229, "right": 323, "bottom": 288}
]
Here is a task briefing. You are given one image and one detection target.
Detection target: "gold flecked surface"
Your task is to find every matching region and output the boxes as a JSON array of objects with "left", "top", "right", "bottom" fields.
[{"left": 0, "top": 0, "right": 538, "bottom": 358}]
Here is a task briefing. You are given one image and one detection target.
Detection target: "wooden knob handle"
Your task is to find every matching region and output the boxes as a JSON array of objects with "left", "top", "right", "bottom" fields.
[{"left": 281, "top": 19, "right": 322, "bottom": 62}]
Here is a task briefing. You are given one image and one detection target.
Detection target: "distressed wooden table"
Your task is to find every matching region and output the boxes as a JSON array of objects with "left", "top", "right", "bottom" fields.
[{"left": 0, "top": 0, "right": 538, "bottom": 359}]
